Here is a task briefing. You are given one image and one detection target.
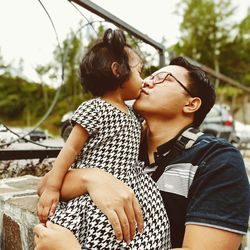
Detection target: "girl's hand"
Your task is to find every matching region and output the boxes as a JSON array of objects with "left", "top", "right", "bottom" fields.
[
  {"left": 37, "top": 186, "right": 60, "bottom": 223},
  {"left": 37, "top": 172, "right": 50, "bottom": 197}
]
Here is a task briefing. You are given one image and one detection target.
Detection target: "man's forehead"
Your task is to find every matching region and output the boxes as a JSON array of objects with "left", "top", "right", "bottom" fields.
[{"left": 156, "top": 65, "right": 188, "bottom": 76}]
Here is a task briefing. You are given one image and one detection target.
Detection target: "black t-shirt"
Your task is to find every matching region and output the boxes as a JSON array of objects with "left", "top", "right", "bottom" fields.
[{"left": 140, "top": 133, "right": 250, "bottom": 248}]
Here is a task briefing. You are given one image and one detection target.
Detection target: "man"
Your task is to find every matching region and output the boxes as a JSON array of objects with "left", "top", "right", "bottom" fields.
[{"left": 34, "top": 57, "right": 250, "bottom": 250}]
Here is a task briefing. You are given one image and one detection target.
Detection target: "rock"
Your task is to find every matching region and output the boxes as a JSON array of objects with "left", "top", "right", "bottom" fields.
[{"left": 0, "top": 159, "right": 54, "bottom": 179}]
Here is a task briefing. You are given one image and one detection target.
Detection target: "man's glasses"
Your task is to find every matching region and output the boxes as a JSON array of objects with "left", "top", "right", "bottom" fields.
[{"left": 146, "top": 71, "right": 194, "bottom": 97}]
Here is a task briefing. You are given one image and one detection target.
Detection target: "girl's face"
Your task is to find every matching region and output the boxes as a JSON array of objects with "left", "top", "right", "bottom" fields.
[{"left": 122, "top": 48, "right": 143, "bottom": 100}]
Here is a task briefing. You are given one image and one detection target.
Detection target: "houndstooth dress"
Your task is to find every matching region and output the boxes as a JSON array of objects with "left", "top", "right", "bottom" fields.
[{"left": 50, "top": 98, "right": 171, "bottom": 249}]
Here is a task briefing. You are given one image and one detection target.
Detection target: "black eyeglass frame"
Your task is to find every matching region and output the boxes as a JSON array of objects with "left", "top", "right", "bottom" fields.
[{"left": 149, "top": 71, "right": 194, "bottom": 97}]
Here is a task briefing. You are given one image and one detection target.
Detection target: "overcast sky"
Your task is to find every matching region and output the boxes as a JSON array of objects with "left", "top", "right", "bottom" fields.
[{"left": 0, "top": 0, "right": 249, "bottom": 82}]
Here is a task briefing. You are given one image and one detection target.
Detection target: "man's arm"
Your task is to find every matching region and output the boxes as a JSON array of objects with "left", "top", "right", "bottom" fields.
[
  {"left": 34, "top": 221, "right": 81, "bottom": 250},
  {"left": 37, "top": 167, "right": 144, "bottom": 243},
  {"left": 172, "top": 224, "right": 242, "bottom": 250},
  {"left": 37, "top": 168, "right": 90, "bottom": 201},
  {"left": 174, "top": 143, "right": 249, "bottom": 250},
  {"left": 65, "top": 168, "right": 144, "bottom": 243}
]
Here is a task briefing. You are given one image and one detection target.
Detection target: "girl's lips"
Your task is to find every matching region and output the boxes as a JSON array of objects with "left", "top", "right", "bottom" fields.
[{"left": 141, "top": 89, "right": 149, "bottom": 95}]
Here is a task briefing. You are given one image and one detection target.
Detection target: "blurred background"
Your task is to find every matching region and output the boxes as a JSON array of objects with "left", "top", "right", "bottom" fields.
[
  {"left": 0, "top": 1, "right": 249, "bottom": 249},
  {"left": 0, "top": 0, "right": 249, "bottom": 136}
]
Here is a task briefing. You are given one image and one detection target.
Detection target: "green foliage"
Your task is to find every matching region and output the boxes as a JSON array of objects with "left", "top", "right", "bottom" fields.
[
  {"left": 173, "top": 0, "right": 236, "bottom": 67},
  {"left": 0, "top": 75, "right": 55, "bottom": 124},
  {"left": 172, "top": 0, "right": 250, "bottom": 99},
  {"left": 143, "top": 65, "right": 160, "bottom": 78},
  {"left": 0, "top": 23, "right": 97, "bottom": 133},
  {"left": 217, "top": 85, "right": 242, "bottom": 97},
  {"left": 218, "top": 7, "right": 250, "bottom": 87}
]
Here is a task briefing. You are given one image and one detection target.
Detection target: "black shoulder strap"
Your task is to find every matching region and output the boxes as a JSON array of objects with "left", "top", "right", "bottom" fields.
[{"left": 151, "top": 127, "right": 203, "bottom": 182}]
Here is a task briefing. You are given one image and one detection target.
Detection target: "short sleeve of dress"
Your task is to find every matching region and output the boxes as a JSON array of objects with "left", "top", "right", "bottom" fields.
[
  {"left": 186, "top": 144, "right": 250, "bottom": 234},
  {"left": 71, "top": 99, "right": 100, "bottom": 135}
]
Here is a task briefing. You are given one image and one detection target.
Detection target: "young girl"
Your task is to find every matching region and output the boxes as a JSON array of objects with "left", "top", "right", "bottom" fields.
[{"left": 37, "top": 29, "right": 170, "bottom": 249}]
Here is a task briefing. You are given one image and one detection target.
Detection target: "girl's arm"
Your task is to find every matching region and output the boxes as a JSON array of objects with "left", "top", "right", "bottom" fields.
[
  {"left": 46, "top": 124, "right": 89, "bottom": 188},
  {"left": 63, "top": 168, "right": 144, "bottom": 243},
  {"left": 37, "top": 124, "right": 89, "bottom": 222}
]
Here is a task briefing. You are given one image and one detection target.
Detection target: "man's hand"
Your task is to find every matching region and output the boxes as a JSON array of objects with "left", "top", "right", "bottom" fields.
[
  {"left": 85, "top": 168, "right": 144, "bottom": 244},
  {"left": 37, "top": 168, "right": 144, "bottom": 243},
  {"left": 34, "top": 221, "right": 81, "bottom": 250},
  {"left": 37, "top": 186, "right": 60, "bottom": 223}
]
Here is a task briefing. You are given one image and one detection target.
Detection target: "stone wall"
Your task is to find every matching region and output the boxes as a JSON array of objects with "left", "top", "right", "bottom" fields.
[
  {"left": 0, "top": 159, "right": 53, "bottom": 179},
  {"left": 0, "top": 175, "right": 39, "bottom": 250}
]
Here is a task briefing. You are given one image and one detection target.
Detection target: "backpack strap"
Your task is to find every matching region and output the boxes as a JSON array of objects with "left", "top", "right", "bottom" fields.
[{"left": 151, "top": 127, "right": 203, "bottom": 182}]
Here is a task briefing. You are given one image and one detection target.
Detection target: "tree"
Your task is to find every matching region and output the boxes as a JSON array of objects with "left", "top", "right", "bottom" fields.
[
  {"left": 171, "top": 0, "right": 250, "bottom": 118},
  {"left": 0, "top": 49, "right": 11, "bottom": 77},
  {"left": 238, "top": 7, "right": 250, "bottom": 86},
  {"left": 35, "top": 65, "right": 52, "bottom": 109},
  {"left": 0, "top": 22, "right": 159, "bottom": 132},
  {"left": 172, "top": 0, "right": 236, "bottom": 73},
  {"left": 209, "top": 6, "right": 250, "bottom": 88}
]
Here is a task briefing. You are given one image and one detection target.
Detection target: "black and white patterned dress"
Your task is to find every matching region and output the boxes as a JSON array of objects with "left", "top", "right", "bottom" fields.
[{"left": 50, "top": 98, "right": 171, "bottom": 249}]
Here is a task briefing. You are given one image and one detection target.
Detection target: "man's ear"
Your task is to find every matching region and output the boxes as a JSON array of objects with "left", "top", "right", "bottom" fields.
[
  {"left": 111, "top": 62, "right": 120, "bottom": 78},
  {"left": 183, "top": 97, "right": 202, "bottom": 114}
]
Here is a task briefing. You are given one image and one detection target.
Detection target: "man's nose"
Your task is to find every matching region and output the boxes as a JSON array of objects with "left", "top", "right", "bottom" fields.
[{"left": 142, "top": 78, "right": 154, "bottom": 88}]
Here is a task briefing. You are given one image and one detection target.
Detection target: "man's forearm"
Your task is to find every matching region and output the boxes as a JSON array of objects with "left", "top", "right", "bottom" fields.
[
  {"left": 60, "top": 169, "right": 89, "bottom": 201},
  {"left": 58, "top": 167, "right": 144, "bottom": 243},
  {"left": 38, "top": 168, "right": 113, "bottom": 201}
]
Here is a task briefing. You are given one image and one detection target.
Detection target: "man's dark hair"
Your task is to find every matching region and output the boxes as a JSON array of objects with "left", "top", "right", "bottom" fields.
[
  {"left": 80, "top": 29, "right": 132, "bottom": 96},
  {"left": 170, "top": 56, "right": 216, "bottom": 127}
]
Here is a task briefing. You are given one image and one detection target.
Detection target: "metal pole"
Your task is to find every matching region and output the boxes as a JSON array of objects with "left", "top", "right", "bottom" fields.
[
  {"left": 70, "top": 0, "right": 165, "bottom": 66},
  {"left": 0, "top": 149, "right": 61, "bottom": 160},
  {"left": 184, "top": 56, "right": 250, "bottom": 93},
  {"left": 201, "top": 64, "right": 250, "bottom": 93}
]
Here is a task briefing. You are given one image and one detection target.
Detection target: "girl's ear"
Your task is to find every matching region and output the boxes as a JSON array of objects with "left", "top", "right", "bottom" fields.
[
  {"left": 111, "top": 62, "right": 120, "bottom": 77},
  {"left": 183, "top": 97, "right": 202, "bottom": 114}
]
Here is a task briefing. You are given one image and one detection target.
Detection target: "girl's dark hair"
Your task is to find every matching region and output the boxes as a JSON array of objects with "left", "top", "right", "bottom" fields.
[
  {"left": 80, "top": 29, "right": 132, "bottom": 96},
  {"left": 170, "top": 56, "right": 216, "bottom": 127}
]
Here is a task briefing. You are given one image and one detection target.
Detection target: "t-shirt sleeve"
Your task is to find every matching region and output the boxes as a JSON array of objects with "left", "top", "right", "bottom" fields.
[
  {"left": 71, "top": 99, "right": 100, "bottom": 135},
  {"left": 186, "top": 144, "right": 250, "bottom": 234}
]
